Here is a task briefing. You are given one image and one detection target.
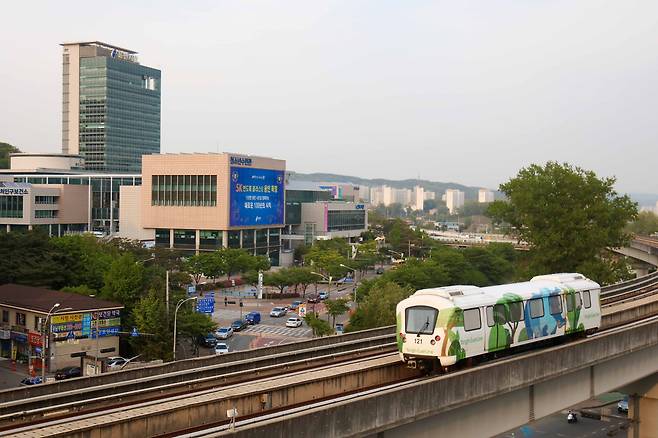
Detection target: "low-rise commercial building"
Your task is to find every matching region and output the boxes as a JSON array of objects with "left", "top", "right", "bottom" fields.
[
  {"left": 119, "top": 153, "right": 286, "bottom": 265},
  {"left": 0, "top": 181, "right": 88, "bottom": 235},
  {"left": 0, "top": 284, "right": 123, "bottom": 373}
]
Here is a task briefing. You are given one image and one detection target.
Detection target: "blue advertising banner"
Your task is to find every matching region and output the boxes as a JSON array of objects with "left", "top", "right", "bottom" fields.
[{"left": 230, "top": 167, "right": 284, "bottom": 226}]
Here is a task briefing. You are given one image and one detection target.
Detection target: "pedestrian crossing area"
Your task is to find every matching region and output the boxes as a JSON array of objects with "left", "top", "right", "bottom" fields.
[{"left": 242, "top": 324, "right": 313, "bottom": 338}]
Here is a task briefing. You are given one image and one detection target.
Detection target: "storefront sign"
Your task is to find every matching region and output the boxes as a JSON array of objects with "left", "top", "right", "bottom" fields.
[
  {"left": 28, "top": 332, "right": 42, "bottom": 346},
  {"left": 0, "top": 329, "right": 10, "bottom": 340},
  {"left": 51, "top": 313, "right": 83, "bottom": 324},
  {"left": 10, "top": 332, "right": 27, "bottom": 343}
]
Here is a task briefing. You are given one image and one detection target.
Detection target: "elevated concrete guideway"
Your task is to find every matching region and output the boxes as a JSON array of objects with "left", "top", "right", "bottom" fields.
[
  {"left": 225, "top": 318, "right": 658, "bottom": 438},
  {"left": 613, "top": 236, "right": 658, "bottom": 268}
]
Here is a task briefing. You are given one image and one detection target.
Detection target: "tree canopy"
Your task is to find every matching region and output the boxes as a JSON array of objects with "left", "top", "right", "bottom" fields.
[
  {"left": 487, "top": 162, "right": 637, "bottom": 284},
  {"left": 0, "top": 142, "right": 20, "bottom": 169}
]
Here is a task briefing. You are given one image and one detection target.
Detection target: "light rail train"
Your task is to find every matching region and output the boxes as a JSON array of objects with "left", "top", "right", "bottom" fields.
[{"left": 396, "top": 273, "right": 601, "bottom": 369}]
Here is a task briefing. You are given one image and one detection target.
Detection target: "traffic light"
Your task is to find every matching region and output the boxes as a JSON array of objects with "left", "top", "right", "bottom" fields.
[
  {"left": 224, "top": 297, "right": 228, "bottom": 307},
  {"left": 239, "top": 301, "right": 243, "bottom": 307}
]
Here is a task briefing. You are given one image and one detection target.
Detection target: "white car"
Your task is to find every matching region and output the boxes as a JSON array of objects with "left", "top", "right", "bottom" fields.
[
  {"left": 286, "top": 317, "right": 303, "bottom": 328},
  {"left": 215, "top": 343, "right": 229, "bottom": 355},
  {"left": 214, "top": 327, "right": 234, "bottom": 339},
  {"left": 106, "top": 356, "right": 128, "bottom": 370}
]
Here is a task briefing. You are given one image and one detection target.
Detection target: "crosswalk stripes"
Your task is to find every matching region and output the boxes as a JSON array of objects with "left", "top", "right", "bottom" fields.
[{"left": 242, "top": 324, "right": 313, "bottom": 338}]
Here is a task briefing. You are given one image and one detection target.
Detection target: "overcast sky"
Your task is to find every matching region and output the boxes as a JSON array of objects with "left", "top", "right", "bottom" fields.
[{"left": 1, "top": 1, "right": 657, "bottom": 193}]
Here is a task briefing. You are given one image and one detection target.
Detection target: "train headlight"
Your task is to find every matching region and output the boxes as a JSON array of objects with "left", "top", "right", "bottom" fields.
[
  {"left": 435, "top": 335, "right": 441, "bottom": 341},
  {"left": 399, "top": 332, "right": 406, "bottom": 343},
  {"left": 430, "top": 339, "right": 436, "bottom": 345}
]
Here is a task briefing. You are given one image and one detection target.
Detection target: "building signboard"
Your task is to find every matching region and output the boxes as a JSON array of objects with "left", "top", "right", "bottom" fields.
[
  {"left": 52, "top": 310, "right": 121, "bottom": 338},
  {"left": 229, "top": 167, "right": 284, "bottom": 227},
  {"left": 0, "top": 182, "right": 30, "bottom": 196},
  {"left": 196, "top": 298, "right": 215, "bottom": 314},
  {"left": 52, "top": 314, "right": 83, "bottom": 324},
  {"left": 0, "top": 329, "right": 10, "bottom": 340},
  {"left": 28, "top": 332, "right": 42, "bottom": 346},
  {"left": 10, "top": 332, "right": 27, "bottom": 343}
]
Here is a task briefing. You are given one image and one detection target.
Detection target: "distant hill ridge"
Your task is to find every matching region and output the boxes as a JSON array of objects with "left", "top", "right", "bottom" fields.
[{"left": 288, "top": 171, "right": 489, "bottom": 199}]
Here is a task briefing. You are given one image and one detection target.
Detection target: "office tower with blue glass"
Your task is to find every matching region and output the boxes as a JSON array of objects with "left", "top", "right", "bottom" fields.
[{"left": 61, "top": 41, "right": 161, "bottom": 173}]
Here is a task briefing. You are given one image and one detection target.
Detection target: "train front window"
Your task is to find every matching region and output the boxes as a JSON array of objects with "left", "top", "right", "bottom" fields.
[{"left": 405, "top": 306, "right": 438, "bottom": 335}]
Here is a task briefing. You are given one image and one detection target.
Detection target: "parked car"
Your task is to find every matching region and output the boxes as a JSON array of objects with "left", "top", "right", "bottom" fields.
[
  {"left": 55, "top": 366, "right": 82, "bottom": 380},
  {"left": 215, "top": 327, "right": 234, "bottom": 340},
  {"left": 106, "top": 356, "right": 128, "bottom": 370},
  {"left": 335, "top": 323, "right": 345, "bottom": 335},
  {"left": 618, "top": 398, "right": 629, "bottom": 413},
  {"left": 20, "top": 376, "right": 43, "bottom": 386},
  {"left": 319, "top": 291, "right": 329, "bottom": 300},
  {"left": 285, "top": 317, "right": 303, "bottom": 328},
  {"left": 245, "top": 311, "right": 261, "bottom": 324},
  {"left": 307, "top": 295, "right": 320, "bottom": 303},
  {"left": 375, "top": 267, "right": 384, "bottom": 275},
  {"left": 290, "top": 300, "right": 303, "bottom": 310},
  {"left": 199, "top": 333, "right": 217, "bottom": 348},
  {"left": 270, "top": 307, "right": 287, "bottom": 317},
  {"left": 231, "top": 320, "right": 248, "bottom": 331},
  {"left": 215, "top": 343, "right": 230, "bottom": 355}
]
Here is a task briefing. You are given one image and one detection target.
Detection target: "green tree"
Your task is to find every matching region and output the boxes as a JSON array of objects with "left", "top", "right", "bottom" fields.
[
  {"left": 0, "top": 142, "right": 20, "bottom": 169},
  {"left": 264, "top": 269, "right": 294, "bottom": 294},
  {"left": 347, "top": 282, "right": 411, "bottom": 331},
  {"left": 487, "top": 162, "right": 638, "bottom": 284},
  {"left": 176, "top": 308, "right": 216, "bottom": 356},
  {"left": 101, "top": 254, "right": 144, "bottom": 311},
  {"left": 130, "top": 290, "right": 170, "bottom": 361},
  {"left": 627, "top": 211, "right": 658, "bottom": 236},
  {"left": 287, "top": 267, "right": 316, "bottom": 297},
  {"left": 324, "top": 298, "right": 350, "bottom": 327},
  {"left": 50, "top": 234, "right": 116, "bottom": 291},
  {"left": 304, "top": 312, "right": 334, "bottom": 337},
  {"left": 61, "top": 285, "right": 97, "bottom": 296},
  {"left": 216, "top": 248, "right": 254, "bottom": 280}
]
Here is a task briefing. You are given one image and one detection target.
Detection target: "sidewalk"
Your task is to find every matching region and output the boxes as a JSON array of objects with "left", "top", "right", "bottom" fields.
[{"left": 0, "top": 357, "right": 31, "bottom": 389}]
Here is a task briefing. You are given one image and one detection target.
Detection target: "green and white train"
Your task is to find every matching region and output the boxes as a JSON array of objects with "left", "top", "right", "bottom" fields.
[{"left": 395, "top": 273, "right": 601, "bottom": 369}]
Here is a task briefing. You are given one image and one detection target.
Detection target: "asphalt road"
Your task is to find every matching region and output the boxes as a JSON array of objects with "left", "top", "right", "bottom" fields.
[{"left": 497, "top": 408, "right": 629, "bottom": 438}]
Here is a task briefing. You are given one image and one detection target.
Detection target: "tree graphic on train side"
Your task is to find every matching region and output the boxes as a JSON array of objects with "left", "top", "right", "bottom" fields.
[
  {"left": 437, "top": 307, "right": 466, "bottom": 360},
  {"left": 487, "top": 293, "right": 523, "bottom": 352},
  {"left": 565, "top": 289, "right": 585, "bottom": 334}
]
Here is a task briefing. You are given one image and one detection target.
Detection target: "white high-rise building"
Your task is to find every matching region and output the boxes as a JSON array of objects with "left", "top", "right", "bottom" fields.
[
  {"left": 478, "top": 189, "right": 494, "bottom": 203},
  {"left": 445, "top": 189, "right": 465, "bottom": 214},
  {"left": 370, "top": 185, "right": 394, "bottom": 206},
  {"left": 392, "top": 188, "right": 412, "bottom": 205},
  {"left": 412, "top": 186, "right": 424, "bottom": 211}
]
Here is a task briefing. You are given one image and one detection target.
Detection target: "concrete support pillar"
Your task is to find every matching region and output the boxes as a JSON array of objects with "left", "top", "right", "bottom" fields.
[
  {"left": 620, "top": 372, "right": 658, "bottom": 438},
  {"left": 222, "top": 230, "right": 228, "bottom": 248},
  {"left": 195, "top": 230, "right": 200, "bottom": 255},
  {"left": 169, "top": 228, "right": 174, "bottom": 249}
]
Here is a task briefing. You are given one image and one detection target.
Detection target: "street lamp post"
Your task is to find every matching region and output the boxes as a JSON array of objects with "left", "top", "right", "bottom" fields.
[
  {"left": 173, "top": 296, "right": 197, "bottom": 361},
  {"left": 387, "top": 249, "right": 404, "bottom": 263},
  {"left": 41, "top": 304, "right": 72, "bottom": 382},
  {"left": 339, "top": 263, "right": 359, "bottom": 306},
  {"left": 310, "top": 272, "right": 332, "bottom": 298}
]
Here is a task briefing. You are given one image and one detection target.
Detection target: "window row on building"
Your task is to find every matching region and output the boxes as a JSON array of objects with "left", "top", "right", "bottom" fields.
[
  {"left": 0, "top": 196, "right": 23, "bottom": 218},
  {"left": 151, "top": 175, "right": 217, "bottom": 207},
  {"left": 327, "top": 210, "right": 366, "bottom": 231},
  {"left": 35, "top": 196, "right": 58, "bottom": 205}
]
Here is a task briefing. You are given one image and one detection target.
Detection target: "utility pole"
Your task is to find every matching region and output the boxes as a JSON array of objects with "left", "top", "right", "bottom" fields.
[{"left": 166, "top": 270, "right": 170, "bottom": 316}]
